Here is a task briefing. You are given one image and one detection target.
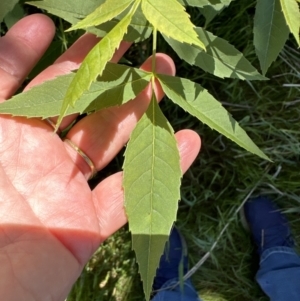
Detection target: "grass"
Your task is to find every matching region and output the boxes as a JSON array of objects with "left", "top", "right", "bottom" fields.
[{"left": 2, "top": 1, "right": 300, "bottom": 300}]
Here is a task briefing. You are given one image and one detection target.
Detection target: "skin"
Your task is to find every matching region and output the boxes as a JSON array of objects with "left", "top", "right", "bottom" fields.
[{"left": 0, "top": 14, "right": 201, "bottom": 301}]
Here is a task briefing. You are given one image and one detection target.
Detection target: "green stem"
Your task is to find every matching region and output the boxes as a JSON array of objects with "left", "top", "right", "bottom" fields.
[{"left": 151, "top": 27, "right": 157, "bottom": 85}]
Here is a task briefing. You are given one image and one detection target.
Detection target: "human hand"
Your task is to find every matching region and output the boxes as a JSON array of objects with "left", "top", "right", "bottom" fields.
[{"left": 0, "top": 14, "right": 201, "bottom": 300}]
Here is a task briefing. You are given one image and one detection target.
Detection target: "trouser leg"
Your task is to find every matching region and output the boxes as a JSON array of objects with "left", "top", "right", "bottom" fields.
[{"left": 256, "top": 246, "right": 300, "bottom": 301}]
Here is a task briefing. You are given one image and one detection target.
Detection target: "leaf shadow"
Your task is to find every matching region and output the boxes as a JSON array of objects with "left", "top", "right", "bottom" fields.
[
  {"left": 200, "top": 29, "right": 252, "bottom": 79},
  {"left": 95, "top": 20, "right": 151, "bottom": 42},
  {"left": 145, "top": 98, "right": 173, "bottom": 133},
  {"left": 85, "top": 63, "right": 150, "bottom": 112},
  {"left": 166, "top": 29, "right": 266, "bottom": 80}
]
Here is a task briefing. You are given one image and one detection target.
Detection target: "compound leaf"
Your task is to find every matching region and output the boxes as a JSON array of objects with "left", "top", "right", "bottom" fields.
[
  {"left": 253, "top": 0, "right": 290, "bottom": 75},
  {"left": 141, "top": 0, "right": 205, "bottom": 50},
  {"left": 157, "top": 74, "right": 269, "bottom": 161},
  {"left": 0, "top": 63, "right": 151, "bottom": 118},
  {"left": 68, "top": 0, "right": 135, "bottom": 31},
  {"left": 57, "top": 1, "right": 140, "bottom": 129},
  {"left": 123, "top": 94, "right": 181, "bottom": 301},
  {"left": 280, "top": 0, "right": 300, "bottom": 46},
  {"left": 164, "top": 27, "right": 266, "bottom": 80}
]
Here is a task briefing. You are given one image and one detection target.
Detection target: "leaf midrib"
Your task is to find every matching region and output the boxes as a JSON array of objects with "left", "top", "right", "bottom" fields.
[
  {"left": 148, "top": 96, "right": 156, "bottom": 290},
  {"left": 262, "top": 0, "right": 276, "bottom": 69}
]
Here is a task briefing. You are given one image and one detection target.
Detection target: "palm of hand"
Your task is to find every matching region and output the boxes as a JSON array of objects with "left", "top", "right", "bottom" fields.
[{"left": 0, "top": 117, "right": 99, "bottom": 300}]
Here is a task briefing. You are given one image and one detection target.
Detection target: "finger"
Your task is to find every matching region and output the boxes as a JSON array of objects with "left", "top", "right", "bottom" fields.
[
  {"left": 64, "top": 53, "right": 176, "bottom": 179},
  {"left": 0, "top": 14, "right": 55, "bottom": 100},
  {"left": 24, "top": 33, "right": 101, "bottom": 90},
  {"left": 92, "top": 130, "right": 201, "bottom": 240},
  {"left": 26, "top": 34, "right": 131, "bottom": 130}
]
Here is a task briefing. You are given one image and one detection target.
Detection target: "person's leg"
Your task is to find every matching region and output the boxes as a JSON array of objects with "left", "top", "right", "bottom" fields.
[
  {"left": 151, "top": 227, "right": 202, "bottom": 301},
  {"left": 245, "top": 196, "right": 300, "bottom": 301},
  {"left": 256, "top": 246, "right": 300, "bottom": 301}
]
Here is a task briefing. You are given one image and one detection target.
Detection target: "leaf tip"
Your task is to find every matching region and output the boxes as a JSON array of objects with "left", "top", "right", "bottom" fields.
[{"left": 65, "top": 26, "right": 74, "bottom": 32}]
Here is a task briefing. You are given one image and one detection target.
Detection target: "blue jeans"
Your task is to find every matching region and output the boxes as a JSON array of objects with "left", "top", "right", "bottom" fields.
[
  {"left": 257, "top": 246, "right": 300, "bottom": 301},
  {"left": 152, "top": 247, "right": 300, "bottom": 301}
]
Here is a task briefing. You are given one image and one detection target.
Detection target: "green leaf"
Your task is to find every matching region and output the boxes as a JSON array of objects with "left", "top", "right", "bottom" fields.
[
  {"left": 280, "top": 0, "right": 300, "bottom": 46},
  {"left": 200, "top": 0, "right": 233, "bottom": 24},
  {"left": 4, "top": 3, "right": 24, "bottom": 29},
  {"left": 253, "top": 0, "right": 290, "bottom": 75},
  {"left": 27, "top": 0, "right": 151, "bottom": 42},
  {"left": 57, "top": 0, "right": 140, "bottom": 129},
  {"left": 123, "top": 94, "right": 181, "bottom": 301},
  {"left": 67, "top": 0, "right": 134, "bottom": 31},
  {"left": 0, "top": 0, "right": 19, "bottom": 22},
  {"left": 0, "top": 63, "right": 151, "bottom": 118},
  {"left": 26, "top": 0, "right": 96, "bottom": 25},
  {"left": 164, "top": 27, "right": 266, "bottom": 80},
  {"left": 157, "top": 74, "right": 270, "bottom": 161},
  {"left": 141, "top": 0, "right": 205, "bottom": 50}
]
